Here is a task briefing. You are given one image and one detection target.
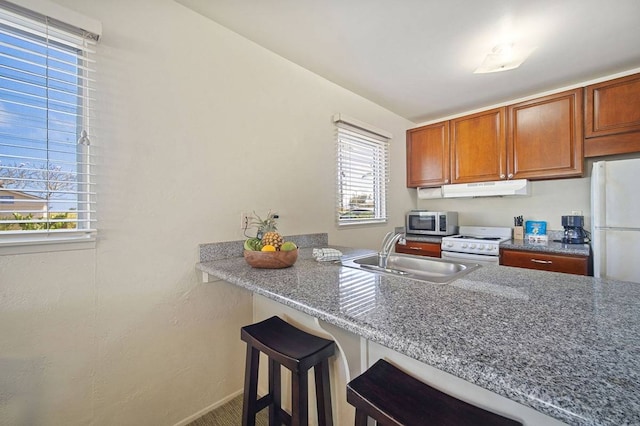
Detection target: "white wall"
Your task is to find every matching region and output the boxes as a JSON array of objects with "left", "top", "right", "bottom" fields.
[
  {"left": 416, "top": 154, "right": 640, "bottom": 232},
  {"left": 417, "top": 178, "right": 592, "bottom": 231},
  {"left": 0, "top": 1, "right": 413, "bottom": 425}
]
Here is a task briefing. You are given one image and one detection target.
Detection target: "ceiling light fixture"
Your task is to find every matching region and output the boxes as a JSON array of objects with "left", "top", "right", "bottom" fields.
[{"left": 474, "top": 43, "right": 535, "bottom": 74}]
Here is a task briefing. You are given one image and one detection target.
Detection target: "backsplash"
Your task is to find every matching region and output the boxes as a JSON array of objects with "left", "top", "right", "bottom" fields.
[{"left": 199, "top": 233, "right": 329, "bottom": 262}]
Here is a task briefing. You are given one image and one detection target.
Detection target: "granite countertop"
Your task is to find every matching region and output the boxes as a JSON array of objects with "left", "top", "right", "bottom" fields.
[
  {"left": 405, "top": 232, "right": 591, "bottom": 256},
  {"left": 196, "top": 238, "right": 639, "bottom": 425},
  {"left": 500, "top": 238, "right": 591, "bottom": 256},
  {"left": 403, "top": 234, "right": 444, "bottom": 244}
]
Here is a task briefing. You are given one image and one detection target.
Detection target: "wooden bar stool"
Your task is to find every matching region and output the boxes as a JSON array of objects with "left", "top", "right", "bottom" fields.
[
  {"left": 241, "top": 316, "right": 336, "bottom": 426},
  {"left": 347, "top": 359, "right": 522, "bottom": 426}
]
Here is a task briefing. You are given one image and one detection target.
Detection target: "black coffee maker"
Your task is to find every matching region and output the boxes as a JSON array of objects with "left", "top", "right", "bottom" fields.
[{"left": 561, "top": 215, "right": 588, "bottom": 244}]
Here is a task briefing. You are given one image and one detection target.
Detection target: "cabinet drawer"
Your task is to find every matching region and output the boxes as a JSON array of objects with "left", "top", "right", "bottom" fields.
[
  {"left": 396, "top": 241, "right": 441, "bottom": 258},
  {"left": 500, "top": 249, "right": 589, "bottom": 276}
]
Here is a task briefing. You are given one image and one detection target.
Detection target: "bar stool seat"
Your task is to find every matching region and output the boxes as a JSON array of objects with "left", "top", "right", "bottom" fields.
[
  {"left": 241, "top": 315, "right": 336, "bottom": 426},
  {"left": 347, "top": 359, "right": 522, "bottom": 426}
]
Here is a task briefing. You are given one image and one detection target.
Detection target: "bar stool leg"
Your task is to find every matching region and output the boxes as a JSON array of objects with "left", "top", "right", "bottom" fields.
[
  {"left": 242, "top": 345, "right": 260, "bottom": 426},
  {"left": 314, "top": 359, "right": 333, "bottom": 426},
  {"left": 268, "top": 358, "right": 281, "bottom": 425},
  {"left": 354, "top": 409, "right": 367, "bottom": 426},
  {"left": 291, "top": 368, "right": 309, "bottom": 426}
]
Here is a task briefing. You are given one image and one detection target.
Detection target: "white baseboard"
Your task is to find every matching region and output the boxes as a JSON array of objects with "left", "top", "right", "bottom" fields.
[{"left": 173, "top": 388, "right": 244, "bottom": 426}]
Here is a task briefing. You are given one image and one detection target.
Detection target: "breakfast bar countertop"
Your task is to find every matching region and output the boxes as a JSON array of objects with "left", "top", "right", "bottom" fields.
[{"left": 196, "top": 239, "right": 640, "bottom": 426}]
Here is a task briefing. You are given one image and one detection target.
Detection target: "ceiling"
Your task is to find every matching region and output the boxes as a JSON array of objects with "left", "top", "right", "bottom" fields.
[{"left": 176, "top": 0, "right": 640, "bottom": 123}]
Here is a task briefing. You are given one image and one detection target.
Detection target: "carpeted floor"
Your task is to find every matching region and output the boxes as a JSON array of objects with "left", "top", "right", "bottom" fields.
[{"left": 187, "top": 394, "right": 268, "bottom": 426}]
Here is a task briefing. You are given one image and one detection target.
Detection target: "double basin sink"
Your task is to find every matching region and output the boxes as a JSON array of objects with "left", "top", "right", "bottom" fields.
[{"left": 341, "top": 252, "right": 481, "bottom": 284}]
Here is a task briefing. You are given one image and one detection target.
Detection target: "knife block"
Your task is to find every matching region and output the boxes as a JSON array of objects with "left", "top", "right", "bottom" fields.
[{"left": 513, "top": 226, "right": 524, "bottom": 240}]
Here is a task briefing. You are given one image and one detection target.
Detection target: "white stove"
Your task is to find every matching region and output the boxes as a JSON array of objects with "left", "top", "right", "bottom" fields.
[{"left": 441, "top": 226, "right": 512, "bottom": 264}]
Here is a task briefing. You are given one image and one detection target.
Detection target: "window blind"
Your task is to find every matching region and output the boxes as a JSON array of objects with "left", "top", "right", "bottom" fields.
[
  {"left": 335, "top": 117, "right": 390, "bottom": 225},
  {"left": 0, "top": 0, "right": 98, "bottom": 245}
]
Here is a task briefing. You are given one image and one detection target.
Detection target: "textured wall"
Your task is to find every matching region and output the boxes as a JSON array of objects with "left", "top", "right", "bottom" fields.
[{"left": 0, "top": 0, "right": 413, "bottom": 425}]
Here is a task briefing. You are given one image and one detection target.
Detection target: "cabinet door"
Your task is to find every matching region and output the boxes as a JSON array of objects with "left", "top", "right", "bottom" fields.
[
  {"left": 584, "top": 72, "right": 640, "bottom": 157},
  {"left": 451, "top": 108, "right": 506, "bottom": 183},
  {"left": 406, "top": 122, "right": 450, "bottom": 187},
  {"left": 507, "top": 89, "right": 583, "bottom": 179},
  {"left": 500, "top": 249, "right": 589, "bottom": 276},
  {"left": 395, "top": 241, "right": 441, "bottom": 258}
]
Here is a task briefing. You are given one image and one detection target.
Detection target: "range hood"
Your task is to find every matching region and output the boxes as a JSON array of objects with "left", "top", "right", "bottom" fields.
[
  {"left": 416, "top": 179, "right": 530, "bottom": 199},
  {"left": 442, "top": 179, "right": 530, "bottom": 198}
]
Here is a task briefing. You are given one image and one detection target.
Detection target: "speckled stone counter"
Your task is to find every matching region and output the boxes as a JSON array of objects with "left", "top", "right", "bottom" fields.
[
  {"left": 500, "top": 230, "right": 591, "bottom": 256},
  {"left": 196, "top": 240, "right": 639, "bottom": 425},
  {"left": 500, "top": 239, "right": 590, "bottom": 256},
  {"left": 403, "top": 234, "right": 444, "bottom": 244},
  {"left": 404, "top": 232, "right": 591, "bottom": 257}
]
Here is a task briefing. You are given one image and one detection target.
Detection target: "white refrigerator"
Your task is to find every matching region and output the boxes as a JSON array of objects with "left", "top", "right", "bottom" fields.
[{"left": 591, "top": 158, "right": 640, "bottom": 283}]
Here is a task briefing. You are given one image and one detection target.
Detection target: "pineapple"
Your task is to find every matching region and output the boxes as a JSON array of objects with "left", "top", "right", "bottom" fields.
[
  {"left": 252, "top": 211, "right": 284, "bottom": 250},
  {"left": 262, "top": 231, "right": 284, "bottom": 250}
]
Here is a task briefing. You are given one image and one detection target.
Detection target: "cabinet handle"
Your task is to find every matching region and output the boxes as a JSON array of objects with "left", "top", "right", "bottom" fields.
[
  {"left": 531, "top": 259, "right": 552, "bottom": 264},
  {"left": 408, "top": 246, "right": 422, "bottom": 250},
  {"left": 508, "top": 173, "right": 514, "bottom": 179},
  {"left": 444, "top": 179, "right": 449, "bottom": 183},
  {"left": 500, "top": 174, "right": 506, "bottom": 179}
]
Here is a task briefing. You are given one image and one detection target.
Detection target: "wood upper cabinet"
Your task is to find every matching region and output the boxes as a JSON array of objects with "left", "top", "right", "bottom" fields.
[
  {"left": 584, "top": 72, "right": 640, "bottom": 157},
  {"left": 406, "top": 121, "right": 450, "bottom": 187},
  {"left": 450, "top": 108, "right": 506, "bottom": 184},
  {"left": 507, "top": 89, "right": 584, "bottom": 179}
]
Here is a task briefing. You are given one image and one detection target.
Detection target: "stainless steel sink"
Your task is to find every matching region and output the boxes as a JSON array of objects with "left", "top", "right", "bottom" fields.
[{"left": 341, "top": 252, "right": 481, "bottom": 284}]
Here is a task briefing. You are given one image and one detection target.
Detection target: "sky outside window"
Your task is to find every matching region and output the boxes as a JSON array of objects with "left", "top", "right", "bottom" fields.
[{"left": 0, "top": 20, "right": 83, "bottom": 230}]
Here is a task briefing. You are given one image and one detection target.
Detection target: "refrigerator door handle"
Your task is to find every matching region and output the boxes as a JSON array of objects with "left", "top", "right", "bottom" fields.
[{"left": 591, "top": 161, "right": 606, "bottom": 230}]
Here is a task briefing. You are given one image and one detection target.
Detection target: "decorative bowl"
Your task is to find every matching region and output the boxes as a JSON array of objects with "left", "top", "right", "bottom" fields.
[{"left": 243, "top": 249, "right": 298, "bottom": 269}]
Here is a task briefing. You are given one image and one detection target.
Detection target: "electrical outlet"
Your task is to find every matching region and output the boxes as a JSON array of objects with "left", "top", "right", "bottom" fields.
[
  {"left": 240, "top": 212, "right": 250, "bottom": 229},
  {"left": 571, "top": 210, "right": 583, "bottom": 216}
]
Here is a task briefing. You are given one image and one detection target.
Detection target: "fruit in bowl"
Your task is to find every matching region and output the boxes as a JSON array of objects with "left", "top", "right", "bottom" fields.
[{"left": 243, "top": 236, "right": 298, "bottom": 269}]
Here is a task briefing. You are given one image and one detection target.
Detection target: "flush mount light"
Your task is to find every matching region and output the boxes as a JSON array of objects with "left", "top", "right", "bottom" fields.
[{"left": 474, "top": 43, "right": 535, "bottom": 74}]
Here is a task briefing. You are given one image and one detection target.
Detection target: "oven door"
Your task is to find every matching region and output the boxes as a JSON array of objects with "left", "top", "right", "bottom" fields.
[{"left": 441, "top": 250, "right": 499, "bottom": 266}]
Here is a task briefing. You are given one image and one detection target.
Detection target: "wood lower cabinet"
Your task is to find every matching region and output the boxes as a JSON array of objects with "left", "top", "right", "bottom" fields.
[
  {"left": 500, "top": 248, "right": 589, "bottom": 276},
  {"left": 450, "top": 108, "right": 506, "bottom": 184},
  {"left": 585, "top": 72, "right": 640, "bottom": 157},
  {"left": 507, "top": 89, "right": 583, "bottom": 179},
  {"left": 396, "top": 241, "right": 441, "bottom": 258},
  {"left": 406, "top": 122, "right": 450, "bottom": 187}
]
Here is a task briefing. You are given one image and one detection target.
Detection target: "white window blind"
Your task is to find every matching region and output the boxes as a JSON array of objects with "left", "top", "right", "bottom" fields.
[
  {"left": 335, "top": 115, "right": 390, "bottom": 225},
  {"left": 0, "top": 0, "right": 98, "bottom": 248}
]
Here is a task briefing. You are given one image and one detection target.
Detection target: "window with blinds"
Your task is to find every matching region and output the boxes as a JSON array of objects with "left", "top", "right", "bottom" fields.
[
  {"left": 335, "top": 116, "right": 390, "bottom": 225},
  {"left": 0, "top": 1, "right": 98, "bottom": 248}
]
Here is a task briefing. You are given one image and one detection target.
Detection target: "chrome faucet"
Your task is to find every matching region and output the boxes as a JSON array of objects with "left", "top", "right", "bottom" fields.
[{"left": 379, "top": 231, "right": 405, "bottom": 268}]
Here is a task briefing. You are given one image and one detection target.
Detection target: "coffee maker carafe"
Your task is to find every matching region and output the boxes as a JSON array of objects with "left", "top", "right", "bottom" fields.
[{"left": 561, "top": 215, "right": 588, "bottom": 244}]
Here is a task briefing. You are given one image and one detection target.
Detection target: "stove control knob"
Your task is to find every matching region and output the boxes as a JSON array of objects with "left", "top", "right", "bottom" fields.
[
  {"left": 478, "top": 244, "right": 485, "bottom": 250},
  {"left": 461, "top": 243, "right": 468, "bottom": 248},
  {"left": 445, "top": 242, "right": 453, "bottom": 248},
  {"left": 470, "top": 243, "right": 476, "bottom": 249}
]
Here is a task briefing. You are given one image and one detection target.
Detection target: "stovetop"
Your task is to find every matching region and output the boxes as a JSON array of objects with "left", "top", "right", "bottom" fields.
[
  {"left": 441, "top": 226, "right": 512, "bottom": 255},
  {"left": 442, "top": 226, "right": 512, "bottom": 242},
  {"left": 449, "top": 235, "right": 506, "bottom": 241}
]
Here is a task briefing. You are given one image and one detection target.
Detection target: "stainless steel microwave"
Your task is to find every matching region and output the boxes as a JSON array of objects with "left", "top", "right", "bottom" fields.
[{"left": 406, "top": 211, "right": 458, "bottom": 236}]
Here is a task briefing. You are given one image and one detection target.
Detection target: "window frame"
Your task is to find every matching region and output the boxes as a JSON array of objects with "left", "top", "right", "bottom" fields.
[
  {"left": 0, "top": 0, "right": 100, "bottom": 255},
  {"left": 334, "top": 114, "right": 391, "bottom": 227}
]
